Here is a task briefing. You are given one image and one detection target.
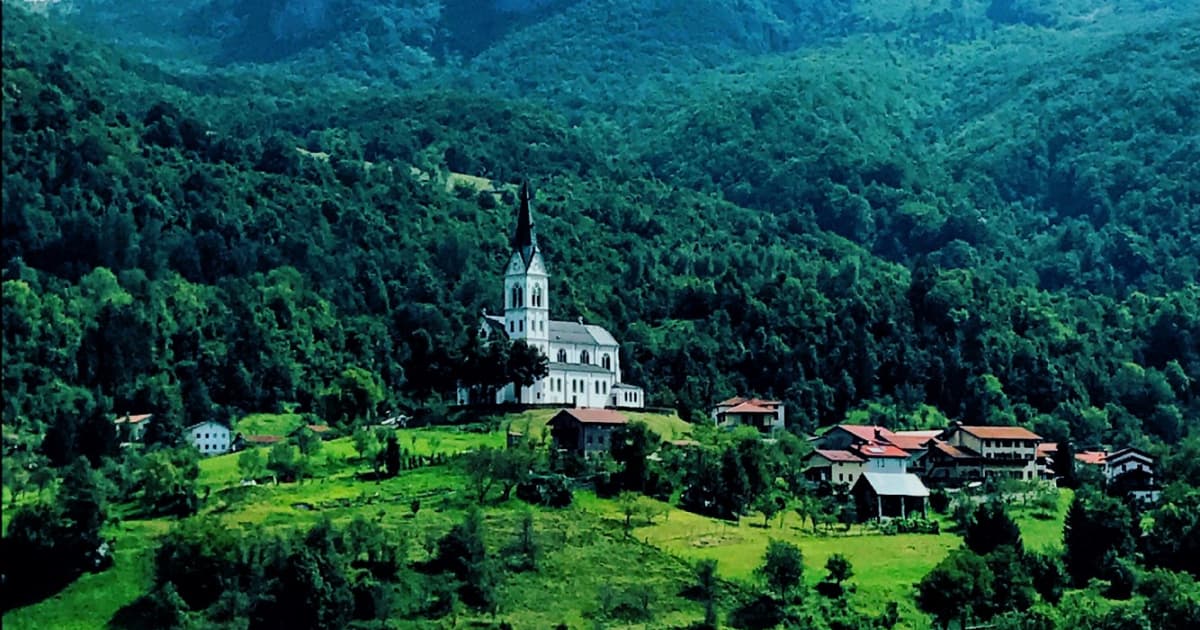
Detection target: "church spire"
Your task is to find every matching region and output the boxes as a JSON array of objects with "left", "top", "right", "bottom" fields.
[{"left": 511, "top": 180, "right": 538, "bottom": 265}]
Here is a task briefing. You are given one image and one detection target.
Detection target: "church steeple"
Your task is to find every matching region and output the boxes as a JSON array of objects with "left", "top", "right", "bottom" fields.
[
  {"left": 503, "top": 180, "right": 549, "bottom": 357},
  {"left": 511, "top": 181, "right": 538, "bottom": 266}
]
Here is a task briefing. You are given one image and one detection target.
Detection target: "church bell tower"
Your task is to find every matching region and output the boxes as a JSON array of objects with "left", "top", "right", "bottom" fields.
[{"left": 504, "top": 182, "right": 549, "bottom": 356}]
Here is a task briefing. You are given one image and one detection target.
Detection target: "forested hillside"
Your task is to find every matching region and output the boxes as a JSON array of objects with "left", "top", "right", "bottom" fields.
[
  {"left": 4, "top": 1, "right": 1200, "bottom": 628},
  {"left": 6, "top": 0, "right": 1198, "bottom": 447}
]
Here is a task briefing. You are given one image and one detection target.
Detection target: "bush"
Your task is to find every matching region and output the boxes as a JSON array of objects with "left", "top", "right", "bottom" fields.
[{"left": 516, "top": 474, "right": 574, "bottom": 508}]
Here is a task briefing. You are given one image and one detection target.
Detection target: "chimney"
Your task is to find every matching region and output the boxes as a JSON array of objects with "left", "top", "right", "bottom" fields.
[{"left": 874, "top": 427, "right": 883, "bottom": 441}]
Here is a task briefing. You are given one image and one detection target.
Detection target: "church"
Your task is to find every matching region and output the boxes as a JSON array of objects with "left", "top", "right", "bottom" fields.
[{"left": 456, "top": 183, "right": 645, "bottom": 409}]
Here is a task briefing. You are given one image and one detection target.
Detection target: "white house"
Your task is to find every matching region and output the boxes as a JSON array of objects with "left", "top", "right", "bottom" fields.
[
  {"left": 711, "top": 397, "right": 785, "bottom": 434},
  {"left": 457, "top": 183, "right": 644, "bottom": 408},
  {"left": 187, "top": 420, "right": 232, "bottom": 455}
]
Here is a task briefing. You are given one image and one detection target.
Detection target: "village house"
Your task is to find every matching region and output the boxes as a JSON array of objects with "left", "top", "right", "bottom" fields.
[
  {"left": 806, "top": 449, "right": 866, "bottom": 487},
  {"left": 187, "top": 420, "right": 232, "bottom": 455},
  {"left": 1105, "top": 447, "right": 1160, "bottom": 502},
  {"left": 547, "top": 408, "right": 628, "bottom": 458},
  {"left": 919, "top": 423, "right": 1042, "bottom": 484},
  {"left": 113, "top": 413, "right": 153, "bottom": 443},
  {"left": 457, "top": 183, "right": 644, "bottom": 409},
  {"left": 711, "top": 397, "right": 785, "bottom": 435}
]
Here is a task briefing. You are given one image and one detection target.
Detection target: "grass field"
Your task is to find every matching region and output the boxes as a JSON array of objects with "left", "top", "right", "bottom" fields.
[
  {"left": 234, "top": 412, "right": 306, "bottom": 436},
  {"left": 3, "top": 416, "right": 1073, "bottom": 630}
]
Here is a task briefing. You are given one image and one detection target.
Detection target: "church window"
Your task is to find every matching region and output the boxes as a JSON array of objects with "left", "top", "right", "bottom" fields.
[
  {"left": 532, "top": 285, "right": 542, "bottom": 307},
  {"left": 509, "top": 320, "right": 514, "bottom": 332},
  {"left": 580, "top": 350, "right": 590, "bottom": 364},
  {"left": 510, "top": 286, "right": 519, "bottom": 308},
  {"left": 557, "top": 349, "right": 567, "bottom": 363},
  {"left": 518, "top": 320, "right": 523, "bottom": 332},
  {"left": 601, "top": 354, "right": 611, "bottom": 370}
]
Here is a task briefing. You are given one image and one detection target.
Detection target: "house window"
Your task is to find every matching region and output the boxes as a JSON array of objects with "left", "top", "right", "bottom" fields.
[
  {"left": 602, "top": 354, "right": 611, "bottom": 370},
  {"left": 580, "top": 350, "right": 590, "bottom": 364},
  {"left": 558, "top": 349, "right": 567, "bottom": 362}
]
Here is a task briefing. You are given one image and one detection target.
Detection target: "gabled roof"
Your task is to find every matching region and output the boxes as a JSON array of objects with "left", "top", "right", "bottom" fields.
[
  {"left": 857, "top": 472, "right": 930, "bottom": 497},
  {"left": 812, "top": 449, "right": 866, "bottom": 464},
  {"left": 244, "top": 434, "right": 282, "bottom": 445},
  {"left": 549, "top": 408, "right": 628, "bottom": 426},
  {"left": 716, "top": 396, "right": 781, "bottom": 408},
  {"left": 853, "top": 443, "right": 910, "bottom": 459},
  {"left": 114, "top": 413, "right": 153, "bottom": 425},
  {"left": 1106, "top": 447, "right": 1154, "bottom": 463},
  {"left": 930, "top": 441, "right": 976, "bottom": 459},
  {"left": 887, "top": 430, "right": 941, "bottom": 451},
  {"left": 724, "top": 402, "right": 776, "bottom": 415},
  {"left": 954, "top": 425, "right": 1042, "bottom": 441},
  {"left": 549, "top": 320, "right": 617, "bottom": 346},
  {"left": 185, "top": 420, "right": 230, "bottom": 431},
  {"left": 831, "top": 425, "right": 895, "bottom": 444}
]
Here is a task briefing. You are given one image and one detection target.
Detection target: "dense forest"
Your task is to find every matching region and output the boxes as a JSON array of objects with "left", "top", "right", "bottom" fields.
[
  {"left": 4, "top": 0, "right": 1198, "bottom": 452},
  {"left": 4, "top": 0, "right": 1200, "bottom": 627}
]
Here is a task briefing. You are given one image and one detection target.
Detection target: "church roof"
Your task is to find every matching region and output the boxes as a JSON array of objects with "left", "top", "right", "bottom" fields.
[
  {"left": 548, "top": 320, "right": 617, "bottom": 347},
  {"left": 511, "top": 181, "right": 539, "bottom": 267},
  {"left": 548, "top": 361, "right": 612, "bottom": 375}
]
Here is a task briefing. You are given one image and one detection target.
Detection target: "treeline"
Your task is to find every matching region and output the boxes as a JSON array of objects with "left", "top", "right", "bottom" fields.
[{"left": 3, "top": 6, "right": 1199, "bottom": 461}]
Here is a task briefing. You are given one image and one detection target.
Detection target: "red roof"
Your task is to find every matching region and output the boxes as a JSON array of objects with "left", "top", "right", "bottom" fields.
[
  {"left": 1037, "top": 442, "right": 1058, "bottom": 457},
  {"left": 724, "top": 402, "right": 776, "bottom": 415},
  {"left": 551, "top": 408, "right": 628, "bottom": 426},
  {"left": 888, "top": 431, "right": 940, "bottom": 451},
  {"left": 930, "top": 441, "right": 974, "bottom": 459},
  {"left": 716, "top": 396, "right": 781, "bottom": 408},
  {"left": 834, "top": 425, "right": 896, "bottom": 444},
  {"left": 114, "top": 413, "right": 153, "bottom": 425},
  {"left": 245, "top": 435, "right": 282, "bottom": 445},
  {"left": 813, "top": 449, "right": 866, "bottom": 463},
  {"left": 957, "top": 425, "right": 1042, "bottom": 441},
  {"left": 853, "top": 443, "right": 910, "bottom": 459},
  {"left": 307, "top": 424, "right": 331, "bottom": 433},
  {"left": 1075, "top": 451, "right": 1107, "bottom": 466}
]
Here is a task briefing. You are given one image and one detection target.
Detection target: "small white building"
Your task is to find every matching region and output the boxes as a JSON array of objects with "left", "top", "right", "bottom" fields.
[{"left": 187, "top": 420, "right": 232, "bottom": 455}]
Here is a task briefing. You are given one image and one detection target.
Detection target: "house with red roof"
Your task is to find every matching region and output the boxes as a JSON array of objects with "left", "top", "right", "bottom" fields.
[
  {"left": 918, "top": 422, "right": 1042, "bottom": 484},
  {"left": 806, "top": 449, "right": 867, "bottom": 486},
  {"left": 711, "top": 396, "right": 785, "bottom": 435},
  {"left": 547, "top": 408, "right": 628, "bottom": 458},
  {"left": 113, "top": 412, "right": 154, "bottom": 443}
]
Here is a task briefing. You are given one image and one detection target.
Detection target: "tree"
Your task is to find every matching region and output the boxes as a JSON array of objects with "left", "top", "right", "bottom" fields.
[
  {"left": 916, "top": 549, "right": 995, "bottom": 629},
  {"left": 140, "top": 447, "right": 200, "bottom": 516},
  {"left": 321, "top": 366, "right": 384, "bottom": 427},
  {"left": 1057, "top": 440, "right": 1078, "bottom": 488},
  {"left": 610, "top": 421, "right": 656, "bottom": 493},
  {"left": 506, "top": 339, "right": 548, "bottom": 401},
  {"left": 237, "top": 447, "right": 265, "bottom": 482},
  {"left": 752, "top": 490, "right": 785, "bottom": 528},
  {"left": 267, "top": 442, "right": 298, "bottom": 483},
  {"left": 352, "top": 427, "right": 378, "bottom": 464},
  {"left": 964, "top": 499, "right": 1023, "bottom": 555},
  {"left": 694, "top": 559, "right": 720, "bottom": 629},
  {"left": 434, "top": 507, "right": 499, "bottom": 612},
  {"left": 757, "top": 539, "right": 804, "bottom": 604},
  {"left": 503, "top": 510, "right": 540, "bottom": 572},
  {"left": 1064, "top": 489, "right": 1138, "bottom": 586},
  {"left": 384, "top": 435, "right": 401, "bottom": 477}
]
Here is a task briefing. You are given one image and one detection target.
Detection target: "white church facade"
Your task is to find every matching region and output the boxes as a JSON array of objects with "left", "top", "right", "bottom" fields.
[{"left": 456, "top": 183, "right": 645, "bottom": 409}]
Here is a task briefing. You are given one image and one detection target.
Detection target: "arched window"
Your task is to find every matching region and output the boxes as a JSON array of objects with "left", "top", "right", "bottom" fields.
[
  {"left": 557, "top": 349, "right": 567, "bottom": 363},
  {"left": 601, "top": 354, "right": 612, "bottom": 370},
  {"left": 532, "top": 285, "right": 542, "bottom": 307},
  {"left": 510, "top": 286, "right": 520, "bottom": 308},
  {"left": 580, "top": 350, "right": 590, "bottom": 364}
]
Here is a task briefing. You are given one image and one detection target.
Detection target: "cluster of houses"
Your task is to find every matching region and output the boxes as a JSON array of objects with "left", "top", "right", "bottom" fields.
[
  {"left": 542, "top": 398, "right": 1162, "bottom": 522},
  {"left": 112, "top": 413, "right": 336, "bottom": 456}
]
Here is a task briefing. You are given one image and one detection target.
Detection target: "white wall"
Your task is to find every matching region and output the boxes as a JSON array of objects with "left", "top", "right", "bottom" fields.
[{"left": 189, "top": 421, "right": 231, "bottom": 455}]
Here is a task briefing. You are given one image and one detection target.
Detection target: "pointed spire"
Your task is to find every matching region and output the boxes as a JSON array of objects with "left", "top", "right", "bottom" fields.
[{"left": 511, "top": 180, "right": 538, "bottom": 264}]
